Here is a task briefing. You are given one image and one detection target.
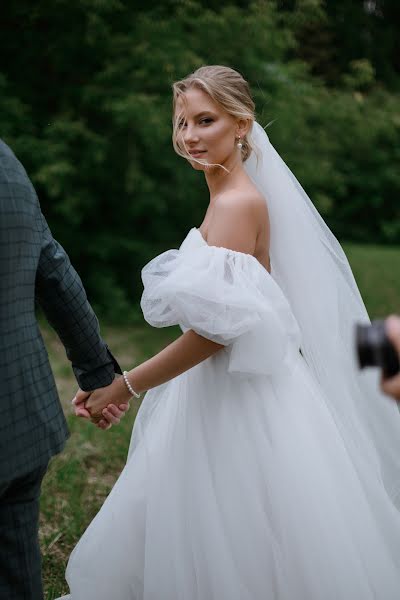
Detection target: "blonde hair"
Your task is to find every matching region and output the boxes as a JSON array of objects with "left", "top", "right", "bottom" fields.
[{"left": 172, "top": 65, "right": 255, "bottom": 165}]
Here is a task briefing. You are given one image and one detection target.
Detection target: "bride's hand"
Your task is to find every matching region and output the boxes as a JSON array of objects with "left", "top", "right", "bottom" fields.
[
  {"left": 73, "top": 379, "right": 131, "bottom": 429},
  {"left": 84, "top": 375, "right": 132, "bottom": 420},
  {"left": 94, "top": 402, "right": 130, "bottom": 430}
]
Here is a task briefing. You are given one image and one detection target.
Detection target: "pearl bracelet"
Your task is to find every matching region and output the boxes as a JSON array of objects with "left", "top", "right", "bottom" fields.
[{"left": 122, "top": 371, "right": 141, "bottom": 398}]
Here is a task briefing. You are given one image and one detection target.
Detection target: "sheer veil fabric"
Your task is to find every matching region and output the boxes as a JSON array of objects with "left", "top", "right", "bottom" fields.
[{"left": 246, "top": 122, "right": 400, "bottom": 506}]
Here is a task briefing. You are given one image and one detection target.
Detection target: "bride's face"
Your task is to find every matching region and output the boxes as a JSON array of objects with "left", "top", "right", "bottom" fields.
[{"left": 175, "top": 88, "right": 239, "bottom": 171}]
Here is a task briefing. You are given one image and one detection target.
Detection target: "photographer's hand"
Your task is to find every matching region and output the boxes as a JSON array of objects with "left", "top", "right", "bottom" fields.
[{"left": 381, "top": 315, "right": 400, "bottom": 402}]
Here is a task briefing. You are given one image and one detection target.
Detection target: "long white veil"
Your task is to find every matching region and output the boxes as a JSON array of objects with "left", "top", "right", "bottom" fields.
[{"left": 245, "top": 122, "right": 400, "bottom": 508}]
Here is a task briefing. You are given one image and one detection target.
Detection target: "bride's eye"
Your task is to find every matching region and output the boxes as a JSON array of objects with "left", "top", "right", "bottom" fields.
[
  {"left": 178, "top": 119, "right": 187, "bottom": 129},
  {"left": 200, "top": 118, "right": 213, "bottom": 125}
]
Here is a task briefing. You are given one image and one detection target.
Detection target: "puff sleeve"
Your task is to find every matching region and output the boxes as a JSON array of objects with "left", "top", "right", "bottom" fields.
[{"left": 140, "top": 242, "right": 301, "bottom": 376}]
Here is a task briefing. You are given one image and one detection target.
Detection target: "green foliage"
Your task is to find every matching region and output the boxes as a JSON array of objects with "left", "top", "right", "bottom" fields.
[
  {"left": 279, "top": 0, "right": 400, "bottom": 89},
  {"left": 0, "top": 0, "right": 399, "bottom": 317},
  {"left": 341, "top": 59, "right": 376, "bottom": 92},
  {"left": 263, "top": 80, "right": 400, "bottom": 243}
]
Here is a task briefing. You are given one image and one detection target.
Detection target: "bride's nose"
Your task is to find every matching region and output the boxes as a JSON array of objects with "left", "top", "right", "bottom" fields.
[{"left": 183, "top": 124, "right": 199, "bottom": 145}]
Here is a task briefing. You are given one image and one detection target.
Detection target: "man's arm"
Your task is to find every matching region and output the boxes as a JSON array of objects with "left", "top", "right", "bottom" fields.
[
  {"left": 80, "top": 328, "right": 223, "bottom": 416},
  {"left": 35, "top": 210, "right": 122, "bottom": 391}
]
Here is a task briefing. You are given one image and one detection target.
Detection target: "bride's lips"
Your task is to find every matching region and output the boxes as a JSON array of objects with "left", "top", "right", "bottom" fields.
[{"left": 189, "top": 150, "right": 207, "bottom": 158}]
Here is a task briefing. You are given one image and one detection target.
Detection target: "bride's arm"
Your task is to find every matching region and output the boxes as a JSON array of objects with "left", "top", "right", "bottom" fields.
[
  {"left": 128, "top": 329, "right": 224, "bottom": 393},
  {"left": 82, "top": 330, "right": 223, "bottom": 416},
  {"left": 83, "top": 197, "right": 260, "bottom": 415}
]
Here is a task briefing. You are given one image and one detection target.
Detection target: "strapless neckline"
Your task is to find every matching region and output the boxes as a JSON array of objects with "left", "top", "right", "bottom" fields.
[{"left": 191, "top": 227, "right": 271, "bottom": 275}]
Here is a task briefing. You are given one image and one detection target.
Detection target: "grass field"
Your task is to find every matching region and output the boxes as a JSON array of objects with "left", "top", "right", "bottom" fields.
[
  {"left": 343, "top": 243, "right": 400, "bottom": 317},
  {"left": 40, "top": 243, "right": 400, "bottom": 599}
]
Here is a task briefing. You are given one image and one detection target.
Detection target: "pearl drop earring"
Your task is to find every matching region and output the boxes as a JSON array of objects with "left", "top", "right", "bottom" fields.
[{"left": 237, "top": 136, "right": 243, "bottom": 150}]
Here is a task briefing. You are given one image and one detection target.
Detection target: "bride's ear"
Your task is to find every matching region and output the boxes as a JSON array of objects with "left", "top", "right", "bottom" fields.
[{"left": 236, "top": 118, "right": 251, "bottom": 140}]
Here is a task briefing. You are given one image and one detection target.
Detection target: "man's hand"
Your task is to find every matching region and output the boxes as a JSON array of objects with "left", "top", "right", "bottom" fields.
[
  {"left": 72, "top": 377, "right": 131, "bottom": 430},
  {"left": 381, "top": 315, "right": 400, "bottom": 402},
  {"left": 84, "top": 375, "right": 132, "bottom": 418}
]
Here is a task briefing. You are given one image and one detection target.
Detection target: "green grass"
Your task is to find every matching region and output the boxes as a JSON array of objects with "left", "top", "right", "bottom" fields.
[
  {"left": 40, "top": 243, "right": 400, "bottom": 598},
  {"left": 343, "top": 242, "right": 400, "bottom": 317}
]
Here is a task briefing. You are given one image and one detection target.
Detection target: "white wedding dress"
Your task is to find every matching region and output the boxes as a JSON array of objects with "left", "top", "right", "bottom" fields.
[{"left": 59, "top": 226, "right": 400, "bottom": 600}]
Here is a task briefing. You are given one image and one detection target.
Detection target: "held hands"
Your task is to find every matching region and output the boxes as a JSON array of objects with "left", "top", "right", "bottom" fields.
[
  {"left": 73, "top": 374, "right": 132, "bottom": 430},
  {"left": 381, "top": 316, "right": 400, "bottom": 402}
]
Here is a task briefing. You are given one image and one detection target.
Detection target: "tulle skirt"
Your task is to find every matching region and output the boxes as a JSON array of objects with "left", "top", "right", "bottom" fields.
[{"left": 60, "top": 348, "right": 400, "bottom": 599}]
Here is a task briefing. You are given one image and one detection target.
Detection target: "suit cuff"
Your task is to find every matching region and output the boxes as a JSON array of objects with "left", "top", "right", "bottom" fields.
[{"left": 73, "top": 345, "right": 123, "bottom": 391}]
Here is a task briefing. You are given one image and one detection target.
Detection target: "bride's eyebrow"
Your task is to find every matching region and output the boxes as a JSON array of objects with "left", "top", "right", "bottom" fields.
[{"left": 192, "top": 111, "right": 216, "bottom": 119}]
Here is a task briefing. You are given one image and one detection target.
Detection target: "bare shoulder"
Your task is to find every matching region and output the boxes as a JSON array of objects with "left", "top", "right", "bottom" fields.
[
  {"left": 214, "top": 186, "right": 269, "bottom": 228},
  {"left": 215, "top": 186, "right": 266, "bottom": 212},
  {"left": 207, "top": 186, "right": 268, "bottom": 255}
]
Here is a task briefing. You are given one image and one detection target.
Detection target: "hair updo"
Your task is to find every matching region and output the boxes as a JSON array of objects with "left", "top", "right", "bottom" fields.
[{"left": 172, "top": 65, "right": 256, "bottom": 163}]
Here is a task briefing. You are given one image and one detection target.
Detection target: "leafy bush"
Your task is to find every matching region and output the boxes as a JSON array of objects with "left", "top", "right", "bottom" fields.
[{"left": 1, "top": 1, "right": 399, "bottom": 318}]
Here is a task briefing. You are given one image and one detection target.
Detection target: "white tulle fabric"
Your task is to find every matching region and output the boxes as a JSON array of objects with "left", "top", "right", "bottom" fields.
[
  {"left": 60, "top": 227, "right": 400, "bottom": 600},
  {"left": 141, "top": 229, "right": 301, "bottom": 377}
]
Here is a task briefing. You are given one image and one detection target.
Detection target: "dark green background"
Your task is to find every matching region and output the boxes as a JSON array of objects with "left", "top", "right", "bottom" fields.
[{"left": 2, "top": 0, "right": 399, "bottom": 318}]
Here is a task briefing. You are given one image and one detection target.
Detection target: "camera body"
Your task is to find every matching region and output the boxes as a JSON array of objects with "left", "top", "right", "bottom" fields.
[{"left": 356, "top": 319, "right": 400, "bottom": 378}]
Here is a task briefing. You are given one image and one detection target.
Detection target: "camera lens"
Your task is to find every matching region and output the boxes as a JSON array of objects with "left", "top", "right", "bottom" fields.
[
  {"left": 356, "top": 320, "right": 400, "bottom": 377},
  {"left": 356, "top": 323, "right": 375, "bottom": 369}
]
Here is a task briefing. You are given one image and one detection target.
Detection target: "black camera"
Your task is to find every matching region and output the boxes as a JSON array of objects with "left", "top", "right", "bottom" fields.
[{"left": 356, "top": 319, "right": 400, "bottom": 378}]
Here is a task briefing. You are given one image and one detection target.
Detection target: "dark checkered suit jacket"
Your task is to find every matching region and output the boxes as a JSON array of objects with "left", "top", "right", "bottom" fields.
[{"left": 0, "top": 139, "right": 121, "bottom": 484}]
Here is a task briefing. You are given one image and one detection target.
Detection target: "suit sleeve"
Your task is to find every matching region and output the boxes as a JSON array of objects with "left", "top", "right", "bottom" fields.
[{"left": 35, "top": 211, "right": 122, "bottom": 390}]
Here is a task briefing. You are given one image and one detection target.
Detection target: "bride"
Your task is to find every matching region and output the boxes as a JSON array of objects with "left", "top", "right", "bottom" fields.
[{"left": 60, "top": 65, "right": 400, "bottom": 599}]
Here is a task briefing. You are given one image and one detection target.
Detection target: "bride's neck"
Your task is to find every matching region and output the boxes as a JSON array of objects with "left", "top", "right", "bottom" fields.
[{"left": 205, "top": 161, "right": 246, "bottom": 201}]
